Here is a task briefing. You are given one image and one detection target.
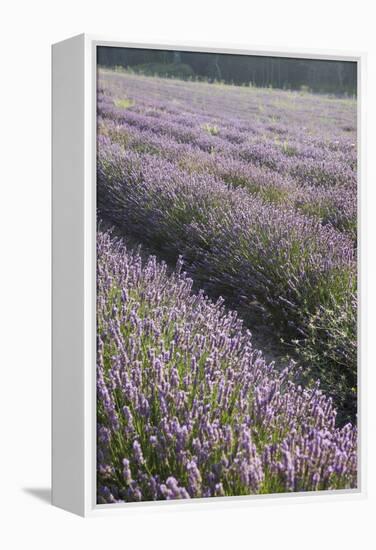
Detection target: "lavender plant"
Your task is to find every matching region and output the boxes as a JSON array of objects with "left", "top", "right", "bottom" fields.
[
  {"left": 98, "top": 117, "right": 356, "bottom": 239},
  {"left": 97, "top": 139, "right": 357, "bottom": 417},
  {"left": 97, "top": 231, "right": 357, "bottom": 503},
  {"left": 96, "top": 70, "right": 358, "bottom": 503}
]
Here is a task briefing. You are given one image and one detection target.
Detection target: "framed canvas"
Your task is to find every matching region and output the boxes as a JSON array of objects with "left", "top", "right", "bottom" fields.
[{"left": 52, "top": 34, "right": 365, "bottom": 516}]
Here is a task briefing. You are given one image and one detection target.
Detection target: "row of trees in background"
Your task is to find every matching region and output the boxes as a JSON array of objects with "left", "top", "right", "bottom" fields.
[{"left": 98, "top": 47, "right": 357, "bottom": 96}]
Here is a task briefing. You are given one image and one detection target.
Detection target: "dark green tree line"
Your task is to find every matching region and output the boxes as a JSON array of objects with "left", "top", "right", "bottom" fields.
[{"left": 97, "top": 47, "right": 356, "bottom": 95}]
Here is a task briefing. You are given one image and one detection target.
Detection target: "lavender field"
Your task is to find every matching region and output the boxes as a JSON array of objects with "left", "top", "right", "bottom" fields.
[{"left": 96, "top": 68, "right": 357, "bottom": 504}]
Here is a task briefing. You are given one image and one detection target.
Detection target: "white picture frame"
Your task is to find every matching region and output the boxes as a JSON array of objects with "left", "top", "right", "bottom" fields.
[{"left": 52, "top": 34, "right": 366, "bottom": 517}]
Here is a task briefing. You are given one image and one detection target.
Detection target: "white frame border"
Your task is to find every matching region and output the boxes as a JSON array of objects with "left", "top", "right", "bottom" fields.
[{"left": 52, "top": 33, "right": 367, "bottom": 517}]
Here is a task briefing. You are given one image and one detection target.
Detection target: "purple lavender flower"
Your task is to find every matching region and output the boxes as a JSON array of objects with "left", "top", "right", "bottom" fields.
[
  {"left": 96, "top": 231, "right": 357, "bottom": 503},
  {"left": 96, "top": 70, "right": 357, "bottom": 504}
]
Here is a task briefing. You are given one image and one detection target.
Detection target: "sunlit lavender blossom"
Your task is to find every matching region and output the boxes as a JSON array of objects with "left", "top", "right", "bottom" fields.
[{"left": 96, "top": 232, "right": 357, "bottom": 503}]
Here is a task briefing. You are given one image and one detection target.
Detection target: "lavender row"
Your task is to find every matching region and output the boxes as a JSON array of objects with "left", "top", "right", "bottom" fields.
[
  {"left": 97, "top": 230, "right": 357, "bottom": 503},
  {"left": 97, "top": 138, "right": 357, "bottom": 416},
  {"left": 98, "top": 91, "right": 356, "bottom": 190},
  {"left": 98, "top": 87, "right": 357, "bottom": 170},
  {"left": 98, "top": 71, "right": 356, "bottom": 155},
  {"left": 99, "top": 117, "right": 356, "bottom": 239},
  {"left": 98, "top": 75, "right": 357, "bottom": 238}
]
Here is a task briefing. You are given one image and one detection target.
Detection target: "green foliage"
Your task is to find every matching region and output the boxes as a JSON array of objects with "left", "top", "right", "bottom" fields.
[
  {"left": 115, "top": 97, "right": 135, "bottom": 109},
  {"left": 130, "top": 62, "right": 194, "bottom": 80},
  {"left": 281, "top": 140, "right": 298, "bottom": 157},
  {"left": 202, "top": 122, "right": 220, "bottom": 136},
  {"left": 294, "top": 292, "right": 357, "bottom": 422}
]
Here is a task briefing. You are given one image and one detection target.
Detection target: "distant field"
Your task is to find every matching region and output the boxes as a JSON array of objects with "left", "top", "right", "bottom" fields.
[{"left": 96, "top": 69, "right": 357, "bottom": 504}]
